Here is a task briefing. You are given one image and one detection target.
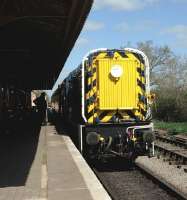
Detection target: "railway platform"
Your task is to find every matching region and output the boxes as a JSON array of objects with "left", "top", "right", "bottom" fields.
[{"left": 0, "top": 124, "right": 111, "bottom": 200}]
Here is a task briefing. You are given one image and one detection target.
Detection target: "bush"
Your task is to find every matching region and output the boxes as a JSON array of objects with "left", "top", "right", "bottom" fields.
[{"left": 153, "top": 90, "right": 187, "bottom": 122}]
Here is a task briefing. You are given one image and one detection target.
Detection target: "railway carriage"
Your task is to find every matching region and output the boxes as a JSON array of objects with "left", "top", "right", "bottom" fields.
[{"left": 52, "top": 48, "right": 155, "bottom": 161}]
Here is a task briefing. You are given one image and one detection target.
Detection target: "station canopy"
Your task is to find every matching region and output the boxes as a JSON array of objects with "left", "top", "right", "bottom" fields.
[{"left": 0, "top": 0, "right": 93, "bottom": 89}]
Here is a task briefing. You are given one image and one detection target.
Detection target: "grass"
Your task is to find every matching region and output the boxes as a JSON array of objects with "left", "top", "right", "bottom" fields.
[{"left": 154, "top": 121, "right": 187, "bottom": 135}]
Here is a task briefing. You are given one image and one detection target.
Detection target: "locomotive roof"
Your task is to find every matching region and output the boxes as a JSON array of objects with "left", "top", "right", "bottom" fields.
[{"left": 0, "top": 0, "right": 93, "bottom": 89}]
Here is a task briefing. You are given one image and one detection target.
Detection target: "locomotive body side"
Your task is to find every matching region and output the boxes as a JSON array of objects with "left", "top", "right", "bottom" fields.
[{"left": 58, "top": 49, "right": 155, "bottom": 160}]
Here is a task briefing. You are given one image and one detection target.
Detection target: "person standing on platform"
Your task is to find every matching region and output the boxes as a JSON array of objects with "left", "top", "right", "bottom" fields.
[{"left": 33, "top": 92, "right": 47, "bottom": 125}]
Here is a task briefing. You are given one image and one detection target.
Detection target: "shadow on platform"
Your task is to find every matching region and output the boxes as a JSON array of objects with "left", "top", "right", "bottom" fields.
[
  {"left": 50, "top": 114, "right": 79, "bottom": 148},
  {"left": 49, "top": 112, "right": 70, "bottom": 137},
  {"left": 0, "top": 125, "right": 41, "bottom": 187}
]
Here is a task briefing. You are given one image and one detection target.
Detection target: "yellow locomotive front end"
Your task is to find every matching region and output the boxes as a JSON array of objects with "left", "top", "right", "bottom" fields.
[
  {"left": 83, "top": 49, "right": 151, "bottom": 124},
  {"left": 80, "top": 49, "right": 155, "bottom": 161}
]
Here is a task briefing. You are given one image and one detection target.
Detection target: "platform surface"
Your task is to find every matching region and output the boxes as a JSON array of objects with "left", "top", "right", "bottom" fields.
[{"left": 0, "top": 125, "right": 111, "bottom": 200}]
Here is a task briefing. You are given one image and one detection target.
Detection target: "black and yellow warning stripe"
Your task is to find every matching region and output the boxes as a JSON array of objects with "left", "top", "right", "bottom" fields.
[
  {"left": 135, "top": 56, "right": 147, "bottom": 120},
  {"left": 126, "top": 52, "right": 147, "bottom": 121},
  {"left": 85, "top": 56, "right": 98, "bottom": 123},
  {"left": 98, "top": 110, "right": 116, "bottom": 123}
]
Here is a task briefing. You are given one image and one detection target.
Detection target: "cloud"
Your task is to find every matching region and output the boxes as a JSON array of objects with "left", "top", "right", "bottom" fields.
[
  {"left": 116, "top": 22, "right": 130, "bottom": 32},
  {"left": 84, "top": 20, "right": 105, "bottom": 31},
  {"left": 171, "top": 0, "right": 187, "bottom": 3},
  {"left": 116, "top": 20, "right": 158, "bottom": 32},
  {"left": 164, "top": 25, "right": 187, "bottom": 37},
  {"left": 162, "top": 25, "right": 187, "bottom": 47},
  {"left": 94, "top": 0, "right": 159, "bottom": 11},
  {"left": 76, "top": 37, "right": 89, "bottom": 46},
  {"left": 140, "top": 20, "right": 159, "bottom": 30}
]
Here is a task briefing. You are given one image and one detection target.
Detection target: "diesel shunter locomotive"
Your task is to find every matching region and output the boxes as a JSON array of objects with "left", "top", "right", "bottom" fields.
[{"left": 52, "top": 48, "right": 155, "bottom": 161}]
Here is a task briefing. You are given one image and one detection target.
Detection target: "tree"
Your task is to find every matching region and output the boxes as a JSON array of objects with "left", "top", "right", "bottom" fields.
[{"left": 136, "top": 41, "right": 173, "bottom": 86}]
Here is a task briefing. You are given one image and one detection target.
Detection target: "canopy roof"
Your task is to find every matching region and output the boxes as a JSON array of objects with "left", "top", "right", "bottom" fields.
[{"left": 0, "top": 0, "right": 93, "bottom": 89}]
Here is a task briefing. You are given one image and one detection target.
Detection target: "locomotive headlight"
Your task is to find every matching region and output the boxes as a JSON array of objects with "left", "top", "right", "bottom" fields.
[
  {"left": 110, "top": 65, "right": 123, "bottom": 78},
  {"left": 86, "top": 132, "right": 100, "bottom": 145}
]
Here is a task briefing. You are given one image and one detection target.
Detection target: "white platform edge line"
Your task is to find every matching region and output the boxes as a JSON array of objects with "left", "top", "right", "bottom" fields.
[{"left": 62, "top": 135, "right": 111, "bottom": 200}]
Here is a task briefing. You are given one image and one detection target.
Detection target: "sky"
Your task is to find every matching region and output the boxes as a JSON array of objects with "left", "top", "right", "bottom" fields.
[{"left": 47, "top": 0, "right": 187, "bottom": 96}]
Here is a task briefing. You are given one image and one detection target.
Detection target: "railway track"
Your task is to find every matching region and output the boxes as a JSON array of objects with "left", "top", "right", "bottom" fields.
[
  {"left": 155, "top": 132, "right": 187, "bottom": 167},
  {"left": 91, "top": 160, "right": 184, "bottom": 200},
  {"left": 155, "top": 132, "right": 187, "bottom": 148}
]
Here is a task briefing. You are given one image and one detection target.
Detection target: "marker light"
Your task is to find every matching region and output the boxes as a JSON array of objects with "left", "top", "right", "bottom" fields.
[{"left": 110, "top": 65, "right": 123, "bottom": 78}]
